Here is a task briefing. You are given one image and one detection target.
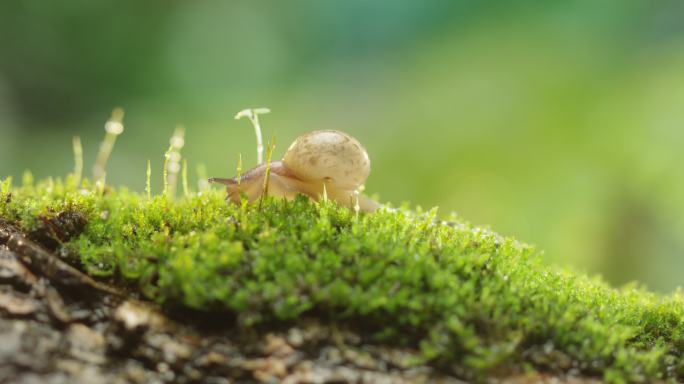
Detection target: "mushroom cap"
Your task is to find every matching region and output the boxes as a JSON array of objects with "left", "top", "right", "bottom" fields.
[{"left": 283, "top": 130, "right": 370, "bottom": 190}]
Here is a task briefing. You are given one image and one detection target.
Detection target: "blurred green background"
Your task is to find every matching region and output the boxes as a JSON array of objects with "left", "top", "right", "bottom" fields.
[{"left": 1, "top": 1, "right": 683, "bottom": 292}]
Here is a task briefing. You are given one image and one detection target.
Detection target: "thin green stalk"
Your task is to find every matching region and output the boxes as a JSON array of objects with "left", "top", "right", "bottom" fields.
[
  {"left": 146, "top": 160, "right": 152, "bottom": 200},
  {"left": 72, "top": 136, "right": 83, "bottom": 186},
  {"left": 258, "top": 139, "right": 276, "bottom": 210},
  {"left": 165, "top": 126, "right": 185, "bottom": 201},
  {"left": 235, "top": 107, "right": 270, "bottom": 165},
  {"left": 93, "top": 108, "right": 125, "bottom": 183},
  {"left": 182, "top": 159, "right": 189, "bottom": 198},
  {"left": 163, "top": 145, "right": 172, "bottom": 198}
]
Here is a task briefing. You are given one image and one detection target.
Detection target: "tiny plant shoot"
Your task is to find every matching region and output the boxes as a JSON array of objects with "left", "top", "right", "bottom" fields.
[
  {"left": 235, "top": 107, "right": 270, "bottom": 164},
  {"left": 164, "top": 126, "right": 185, "bottom": 200},
  {"left": 93, "top": 107, "right": 125, "bottom": 184},
  {"left": 71, "top": 136, "right": 83, "bottom": 186},
  {"left": 182, "top": 159, "right": 189, "bottom": 198},
  {"left": 146, "top": 160, "right": 152, "bottom": 200}
]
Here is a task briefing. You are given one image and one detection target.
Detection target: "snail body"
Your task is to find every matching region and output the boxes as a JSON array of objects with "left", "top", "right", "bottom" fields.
[{"left": 209, "top": 130, "right": 380, "bottom": 212}]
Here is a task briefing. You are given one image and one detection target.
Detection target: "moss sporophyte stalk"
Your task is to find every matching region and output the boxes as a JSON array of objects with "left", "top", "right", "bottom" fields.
[{"left": 0, "top": 108, "right": 682, "bottom": 382}]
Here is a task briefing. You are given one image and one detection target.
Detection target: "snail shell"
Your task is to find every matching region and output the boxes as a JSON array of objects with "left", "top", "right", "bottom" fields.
[{"left": 283, "top": 130, "right": 370, "bottom": 191}]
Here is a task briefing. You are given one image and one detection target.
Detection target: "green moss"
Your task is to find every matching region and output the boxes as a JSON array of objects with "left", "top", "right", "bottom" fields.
[{"left": 1, "top": 176, "right": 683, "bottom": 382}]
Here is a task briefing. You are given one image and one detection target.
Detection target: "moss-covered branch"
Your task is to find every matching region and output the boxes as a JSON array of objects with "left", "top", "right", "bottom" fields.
[{"left": 0, "top": 176, "right": 682, "bottom": 382}]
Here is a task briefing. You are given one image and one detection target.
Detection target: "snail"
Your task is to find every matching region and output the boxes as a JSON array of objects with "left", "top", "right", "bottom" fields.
[{"left": 209, "top": 130, "right": 380, "bottom": 212}]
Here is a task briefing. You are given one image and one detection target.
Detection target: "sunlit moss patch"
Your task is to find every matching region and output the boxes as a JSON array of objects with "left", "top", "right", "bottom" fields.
[{"left": 1, "top": 176, "right": 682, "bottom": 382}]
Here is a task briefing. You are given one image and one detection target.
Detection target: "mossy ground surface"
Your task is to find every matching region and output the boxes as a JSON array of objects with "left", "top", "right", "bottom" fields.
[{"left": 1, "top": 175, "right": 682, "bottom": 383}]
